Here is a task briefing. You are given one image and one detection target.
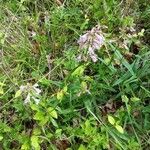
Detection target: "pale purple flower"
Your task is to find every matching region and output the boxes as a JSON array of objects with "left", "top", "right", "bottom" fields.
[
  {"left": 77, "top": 25, "right": 105, "bottom": 62},
  {"left": 88, "top": 46, "right": 98, "bottom": 62}
]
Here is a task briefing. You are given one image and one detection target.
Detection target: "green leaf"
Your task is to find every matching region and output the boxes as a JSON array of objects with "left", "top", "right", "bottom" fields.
[
  {"left": 1, "top": 38, "right": 5, "bottom": 45},
  {"left": 39, "top": 116, "right": 49, "bottom": 126},
  {"left": 0, "top": 136, "right": 3, "bottom": 141},
  {"left": 55, "top": 129, "right": 62, "bottom": 138},
  {"left": 0, "top": 82, "right": 5, "bottom": 86},
  {"left": 115, "top": 124, "right": 124, "bottom": 134},
  {"left": 81, "top": 81, "right": 87, "bottom": 91},
  {"left": 4, "top": 125, "right": 11, "bottom": 132},
  {"left": 47, "top": 107, "right": 58, "bottom": 119},
  {"left": 57, "top": 90, "right": 64, "bottom": 101},
  {"left": 108, "top": 115, "right": 115, "bottom": 125},
  {"left": 72, "top": 65, "right": 85, "bottom": 76},
  {"left": 78, "top": 144, "right": 86, "bottom": 150},
  {"left": 21, "top": 142, "right": 30, "bottom": 150},
  {"left": 131, "top": 97, "right": 140, "bottom": 102},
  {"left": 30, "top": 104, "right": 39, "bottom": 111},
  {"left": 20, "top": 0, "right": 26, "bottom": 4},
  {"left": 33, "top": 112, "right": 45, "bottom": 121},
  {"left": 121, "top": 95, "right": 129, "bottom": 103},
  {"left": 0, "top": 87, "right": 4, "bottom": 95},
  {"left": 84, "top": 120, "right": 93, "bottom": 135},
  {"left": 0, "top": 33, "right": 3, "bottom": 38},
  {"left": 39, "top": 78, "right": 60, "bottom": 87},
  {"left": 39, "top": 78, "right": 51, "bottom": 86},
  {"left": 31, "top": 136, "right": 40, "bottom": 149},
  {"left": 15, "top": 90, "right": 22, "bottom": 98},
  {"left": 63, "top": 86, "right": 68, "bottom": 93},
  {"left": 50, "top": 117, "right": 58, "bottom": 127},
  {"left": 33, "top": 128, "right": 41, "bottom": 135}
]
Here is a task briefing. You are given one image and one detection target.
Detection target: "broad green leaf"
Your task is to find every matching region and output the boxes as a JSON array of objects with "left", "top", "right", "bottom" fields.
[
  {"left": 39, "top": 78, "right": 51, "bottom": 86},
  {"left": 0, "top": 33, "right": 3, "bottom": 38},
  {"left": 15, "top": 90, "right": 22, "bottom": 98},
  {"left": 33, "top": 128, "right": 41, "bottom": 135},
  {"left": 121, "top": 95, "right": 129, "bottom": 103},
  {"left": 33, "top": 112, "right": 45, "bottom": 121},
  {"left": 108, "top": 115, "right": 115, "bottom": 125},
  {"left": 50, "top": 117, "right": 58, "bottom": 127},
  {"left": 4, "top": 125, "right": 11, "bottom": 132},
  {"left": 30, "top": 104, "right": 39, "bottom": 111},
  {"left": 104, "top": 58, "right": 111, "bottom": 65},
  {"left": 55, "top": 129, "right": 62, "bottom": 137},
  {"left": 115, "top": 124, "right": 124, "bottom": 134},
  {"left": 84, "top": 75, "right": 93, "bottom": 82},
  {"left": 39, "top": 78, "right": 60, "bottom": 87},
  {"left": 81, "top": 81, "right": 87, "bottom": 91},
  {"left": 63, "top": 86, "right": 68, "bottom": 93},
  {"left": 0, "top": 136, "right": 3, "bottom": 141},
  {"left": 47, "top": 133, "right": 53, "bottom": 138},
  {"left": 57, "top": 90, "right": 64, "bottom": 101},
  {"left": 131, "top": 97, "right": 140, "bottom": 102},
  {"left": 31, "top": 136, "right": 40, "bottom": 149},
  {"left": 39, "top": 116, "right": 49, "bottom": 126},
  {"left": 84, "top": 120, "right": 93, "bottom": 135},
  {"left": 1, "top": 38, "right": 5, "bottom": 45},
  {"left": 47, "top": 107, "right": 58, "bottom": 119},
  {"left": 0, "top": 87, "right": 4, "bottom": 95},
  {"left": 0, "top": 82, "right": 5, "bottom": 86},
  {"left": 78, "top": 144, "right": 86, "bottom": 150},
  {"left": 72, "top": 65, "right": 85, "bottom": 76},
  {"left": 21, "top": 143, "right": 30, "bottom": 150}
]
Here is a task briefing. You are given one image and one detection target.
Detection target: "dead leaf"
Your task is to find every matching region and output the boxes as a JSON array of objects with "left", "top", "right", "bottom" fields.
[
  {"left": 101, "top": 99, "right": 123, "bottom": 115},
  {"left": 52, "top": 139, "right": 70, "bottom": 150},
  {"left": 55, "top": 0, "right": 64, "bottom": 6}
]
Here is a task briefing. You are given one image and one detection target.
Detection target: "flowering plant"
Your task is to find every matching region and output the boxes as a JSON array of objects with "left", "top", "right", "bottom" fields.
[
  {"left": 15, "top": 83, "right": 42, "bottom": 104},
  {"left": 78, "top": 25, "right": 105, "bottom": 62}
]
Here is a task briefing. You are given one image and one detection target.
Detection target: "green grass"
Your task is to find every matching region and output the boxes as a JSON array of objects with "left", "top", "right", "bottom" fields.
[{"left": 0, "top": 0, "right": 150, "bottom": 149}]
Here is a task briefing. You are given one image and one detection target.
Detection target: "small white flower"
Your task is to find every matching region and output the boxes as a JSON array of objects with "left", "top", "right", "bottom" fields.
[
  {"left": 86, "top": 89, "right": 91, "bottom": 95},
  {"left": 24, "top": 93, "right": 31, "bottom": 104},
  {"left": 33, "top": 84, "right": 41, "bottom": 95},
  {"left": 31, "top": 31, "right": 36, "bottom": 37},
  {"left": 19, "top": 83, "right": 42, "bottom": 105},
  {"left": 76, "top": 54, "right": 82, "bottom": 62},
  {"left": 32, "top": 97, "right": 40, "bottom": 105},
  {"left": 20, "top": 85, "right": 26, "bottom": 91}
]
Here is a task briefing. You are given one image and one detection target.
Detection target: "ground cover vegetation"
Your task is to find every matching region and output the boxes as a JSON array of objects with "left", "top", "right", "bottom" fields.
[{"left": 0, "top": 0, "right": 150, "bottom": 149}]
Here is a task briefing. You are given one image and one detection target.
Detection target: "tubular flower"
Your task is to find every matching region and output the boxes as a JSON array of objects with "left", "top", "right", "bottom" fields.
[
  {"left": 20, "top": 83, "right": 41, "bottom": 104},
  {"left": 78, "top": 25, "right": 105, "bottom": 62}
]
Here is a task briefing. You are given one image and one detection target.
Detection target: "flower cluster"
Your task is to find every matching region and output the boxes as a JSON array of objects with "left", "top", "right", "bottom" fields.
[
  {"left": 77, "top": 25, "right": 105, "bottom": 62},
  {"left": 19, "top": 83, "right": 41, "bottom": 104}
]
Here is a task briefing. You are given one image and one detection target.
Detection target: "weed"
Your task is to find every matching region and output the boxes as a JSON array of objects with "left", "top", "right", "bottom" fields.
[{"left": 0, "top": 0, "right": 150, "bottom": 149}]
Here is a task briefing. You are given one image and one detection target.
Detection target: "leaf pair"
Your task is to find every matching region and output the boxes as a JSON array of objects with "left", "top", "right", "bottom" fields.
[{"left": 108, "top": 115, "right": 124, "bottom": 134}]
